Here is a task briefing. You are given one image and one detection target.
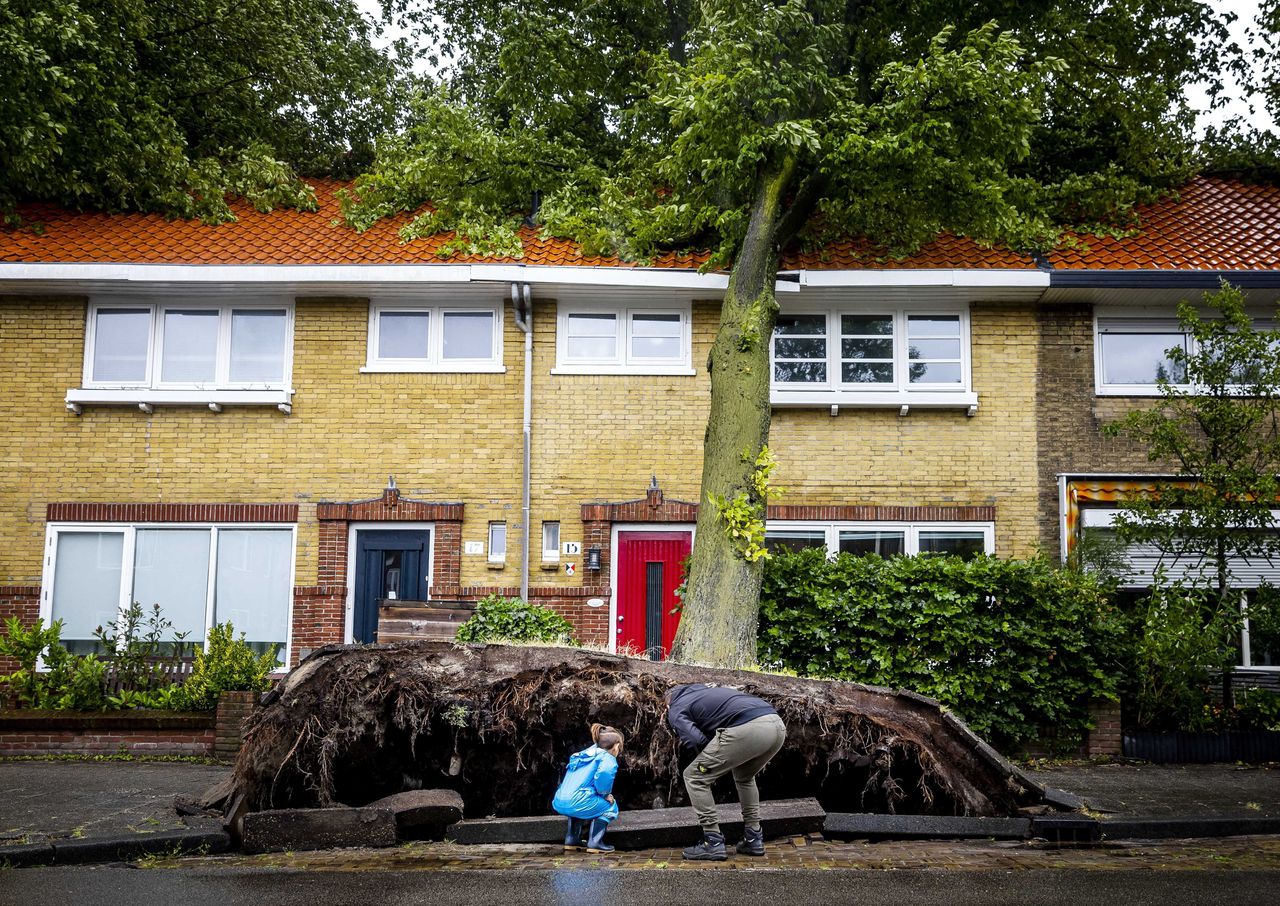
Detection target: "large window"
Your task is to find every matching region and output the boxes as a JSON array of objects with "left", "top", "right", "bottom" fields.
[
  {"left": 1094, "top": 312, "right": 1280, "bottom": 395},
  {"left": 43, "top": 525, "right": 294, "bottom": 665},
  {"left": 84, "top": 302, "right": 291, "bottom": 390},
  {"left": 771, "top": 307, "right": 972, "bottom": 405},
  {"left": 554, "top": 304, "right": 693, "bottom": 374},
  {"left": 365, "top": 303, "right": 503, "bottom": 372},
  {"left": 765, "top": 522, "right": 994, "bottom": 559},
  {"left": 1095, "top": 317, "right": 1189, "bottom": 393}
]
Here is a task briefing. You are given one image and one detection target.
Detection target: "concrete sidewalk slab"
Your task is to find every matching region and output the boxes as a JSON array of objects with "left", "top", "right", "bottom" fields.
[
  {"left": 0, "top": 760, "right": 230, "bottom": 844},
  {"left": 1028, "top": 762, "right": 1280, "bottom": 820}
]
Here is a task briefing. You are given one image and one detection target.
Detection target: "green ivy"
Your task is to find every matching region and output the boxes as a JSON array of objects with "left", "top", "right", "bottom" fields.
[
  {"left": 710, "top": 445, "right": 783, "bottom": 563},
  {"left": 759, "top": 550, "right": 1125, "bottom": 749},
  {"left": 455, "top": 595, "right": 578, "bottom": 645}
]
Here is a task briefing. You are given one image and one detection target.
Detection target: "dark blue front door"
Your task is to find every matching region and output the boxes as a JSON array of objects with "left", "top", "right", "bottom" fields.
[{"left": 354, "top": 530, "right": 430, "bottom": 644}]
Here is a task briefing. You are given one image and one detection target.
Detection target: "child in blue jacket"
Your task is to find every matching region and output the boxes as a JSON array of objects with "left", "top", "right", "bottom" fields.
[{"left": 552, "top": 723, "right": 624, "bottom": 853}]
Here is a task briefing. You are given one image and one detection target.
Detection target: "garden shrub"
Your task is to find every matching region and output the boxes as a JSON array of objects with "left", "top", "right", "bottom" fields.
[
  {"left": 759, "top": 550, "right": 1124, "bottom": 749},
  {"left": 93, "top": 601, "right": 190, "bottom": 692},
  {"left": 1238, "top": 687, "right": 1280, "bottom": 732},
  {"left": 171, "top": 622, "right": 279, "bottom": 711},
  {"left": 0, "top": 614, "right": 274, "bottom": 712},
  {"left": 455, "top": 595, "right": 577, "bottom": 645},
  {"left": 0, "top": 617, "right": 108, "bottom": 711},
  {"left": 1123, "top": 582, "right": 1238, "bottom": 733}
]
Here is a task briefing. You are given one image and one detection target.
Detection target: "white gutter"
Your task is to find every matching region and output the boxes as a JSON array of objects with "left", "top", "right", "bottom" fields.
[
  {"left": 796, "top": 269, "right": 1050, "bottom": 289},
  {"left": 512, "top": 283, "right": 534, "bottom": 602},
  {"left": 0, "top": 261, "right": 1049, "bottom": 291}
]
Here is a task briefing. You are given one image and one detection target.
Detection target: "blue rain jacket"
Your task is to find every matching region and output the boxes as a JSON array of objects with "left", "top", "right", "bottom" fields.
[{"left": 552, "top": 744, "right": 620, "bottom": 822}]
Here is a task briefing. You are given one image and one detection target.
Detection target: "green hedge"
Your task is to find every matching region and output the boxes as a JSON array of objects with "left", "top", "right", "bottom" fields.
[
  {"left": 455, "top": 595, "right": 578, "bottom": 645},
  {"left": 759, "top": 550, "right": 1125, "bottom": 749}
]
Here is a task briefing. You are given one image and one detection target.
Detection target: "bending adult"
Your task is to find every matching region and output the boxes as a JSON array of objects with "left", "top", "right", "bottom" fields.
[{"left": 665, "top": 683, "right": 787, "bottom": 861}]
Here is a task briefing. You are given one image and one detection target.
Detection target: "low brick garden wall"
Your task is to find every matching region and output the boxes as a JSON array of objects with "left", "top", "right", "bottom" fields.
[{"left": 0, "top": 691, "right": 260, "bottom": 759}]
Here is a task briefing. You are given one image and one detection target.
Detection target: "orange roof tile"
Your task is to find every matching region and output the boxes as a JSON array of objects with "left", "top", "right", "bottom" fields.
[
  {"left": 2, "top": 176, "right": 1276, "bottom": 272},
  {"left": 1049, "top": 177, "right": 1280, "bottom": 271}
]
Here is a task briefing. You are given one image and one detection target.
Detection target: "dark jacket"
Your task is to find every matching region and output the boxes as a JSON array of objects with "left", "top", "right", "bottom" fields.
[{"left": 665, "top": 684, "right": 777, "bottom": 751}]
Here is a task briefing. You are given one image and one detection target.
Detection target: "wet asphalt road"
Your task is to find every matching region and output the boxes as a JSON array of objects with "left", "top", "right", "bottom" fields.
[{"left": 3, "top": 867, "right": 1279, "bottom": 906}]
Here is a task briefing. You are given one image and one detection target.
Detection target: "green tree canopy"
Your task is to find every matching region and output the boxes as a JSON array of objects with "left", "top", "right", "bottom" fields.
[
  {"left": 1, "top": 0, "right": 409, "bottom": 223},
  {"left": 350, "top": 0, "right": 1245, "bottom": 668}
]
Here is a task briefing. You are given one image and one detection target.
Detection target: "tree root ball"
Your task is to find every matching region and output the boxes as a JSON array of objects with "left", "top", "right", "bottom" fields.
[{"left": 233, "top": 642, "right": 1044, "bottom": 818}]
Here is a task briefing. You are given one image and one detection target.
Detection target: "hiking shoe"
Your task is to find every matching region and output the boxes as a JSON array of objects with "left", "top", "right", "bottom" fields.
[
  {"left": 735, "top": 825, "right": 765, "bottom": 856},
  {"left": 682, "top": 832, "right": 727, "bottom": 861}
]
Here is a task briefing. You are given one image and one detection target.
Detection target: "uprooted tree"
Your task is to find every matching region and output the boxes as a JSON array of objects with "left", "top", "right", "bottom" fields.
[
  {"left": 233, "top": 642, "right": 1044, "bottom": 818},
  {"left": 351, "top": 0, "right": 1243, "bottom": 667}
]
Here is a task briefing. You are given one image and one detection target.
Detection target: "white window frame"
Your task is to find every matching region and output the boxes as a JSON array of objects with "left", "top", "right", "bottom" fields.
[
  {"left": 552, "top": 302, "right": 695, "bottom": 375},
  {"left": 541, "top": 521, "right": 561, "bottom": 563},
  {"left": 1094, "top": 309, "right": 1280, "bottom": 396},
  {"left": 488, "top": 521, "right": 508, "bottom": 564},
  {"left": 363, "top": 302, "right": 505, "bottom": 373},
  {"left": 39, "top": 522, "right": 297, "bottom": 669},
  {"left": 1094, "top": 313, "right": 1190, "bottom": 396},
  {"left": 70, "top": 299, "right": 295, "bottom": 412},
  {"left": 770, "top": 304, "right": 976, "bottom": 409},
  {"left": 81, "top": 300, "right": 293, "bottom": 391},
  {"left": 764, "top": 521, "right": 995, "bottom": 557}
]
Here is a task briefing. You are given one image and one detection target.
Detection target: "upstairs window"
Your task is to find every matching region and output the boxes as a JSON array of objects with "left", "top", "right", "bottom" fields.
[
  {"left": 85, "top": 302, "right": 291, "bottom": 390},
  {"left": 365, "top": 303, "right": 503, "bottom": 372},
  {"left": 1095, "top": 317, "right": 1188, "bottom": 393},
  {"left": 772, "top": 307, "right": 971, "bottom": 404},
  {"left": 554, "top": 304, "right": 693, "bottom": 375}
]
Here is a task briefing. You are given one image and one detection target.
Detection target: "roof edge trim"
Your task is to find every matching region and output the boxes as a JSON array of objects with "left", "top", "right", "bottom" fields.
[
  {"left": 1050, "top": 270, "right": 1280, "bottom": 289},
  {"left": 799, "top": 269, "right": 1048, "bottom": 289}
]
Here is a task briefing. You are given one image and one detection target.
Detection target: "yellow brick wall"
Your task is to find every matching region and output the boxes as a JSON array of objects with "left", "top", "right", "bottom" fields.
[
  {"left": 768, "top": 303, "right": 1041, "bottom": 557},
  {"left": 0, "top": 294, "right": 1042, "bottom": 590},
  {"left": 0, "top": 296, "right": 523, "bottom": 587}
]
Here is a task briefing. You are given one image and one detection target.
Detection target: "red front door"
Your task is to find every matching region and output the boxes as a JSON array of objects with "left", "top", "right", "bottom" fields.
[{"left": 616, "top": 531, "right": 692, "bottom": 660}]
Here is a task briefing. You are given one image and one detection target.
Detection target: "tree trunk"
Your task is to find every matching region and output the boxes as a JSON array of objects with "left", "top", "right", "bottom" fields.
[
  {"left": 670, "top": 162, "right": 794, "bottom": 669},
  {"left": 233, "top": 642, "right": 1045, "bottom": 818}
]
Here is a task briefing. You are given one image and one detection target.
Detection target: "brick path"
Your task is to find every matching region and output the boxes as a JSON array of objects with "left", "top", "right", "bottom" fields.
[{"left": 168, "top": 833, "right": 1280, "bottom": 873}]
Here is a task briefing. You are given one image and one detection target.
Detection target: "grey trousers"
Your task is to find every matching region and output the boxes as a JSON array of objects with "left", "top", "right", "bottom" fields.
[{"left": 682, "top": 713, "right": 787, "bottom": 833}]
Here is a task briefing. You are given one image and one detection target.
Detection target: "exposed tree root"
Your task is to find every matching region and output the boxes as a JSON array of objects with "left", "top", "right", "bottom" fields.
[{"left": 233, "top": 642, "right": 1044, "bottom": 817}]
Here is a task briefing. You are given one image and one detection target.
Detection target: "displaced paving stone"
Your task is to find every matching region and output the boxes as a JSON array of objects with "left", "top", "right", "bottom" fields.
[
  {"left": 447, "top": 798, "right": 825, "bottom": 849},
  {"left": 823, "top": 813, "right": 1030, "bottom": 841},
  {"left": 241, "top": 807, "right": 397, "bottom": 854},
  {"left": 1042, "top": 787, "right": 1086, "bottom": 811},
  {"left": 366, "top": 790, "right": 464, "bottom": 840}
]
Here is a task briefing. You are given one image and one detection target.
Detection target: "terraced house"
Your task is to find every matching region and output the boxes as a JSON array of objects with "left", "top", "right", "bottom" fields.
[{"left": 0, "top": 178, "right": 1276, "bottom": 678}]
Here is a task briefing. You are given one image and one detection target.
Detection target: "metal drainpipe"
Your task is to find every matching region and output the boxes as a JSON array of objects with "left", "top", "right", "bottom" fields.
[{"left": 512, "top": 283, "right": 534, "bottom": 601}]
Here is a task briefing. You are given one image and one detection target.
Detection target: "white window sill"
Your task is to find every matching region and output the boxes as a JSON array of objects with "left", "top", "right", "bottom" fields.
[
  {"left": 66, "top": 388, "right": 294, "bottom": 414},
  {"left": 360, "top": 363, "right": 507, "bottom": 374},
  {"left": 771, "top": 389, "right": 979, "bottom": 412},
  {"left": 1095, "top": 386, "right": 1164, "bottom": 396},
  {"left": 551, "top": 366, "right": 697, "bottom": 376}
]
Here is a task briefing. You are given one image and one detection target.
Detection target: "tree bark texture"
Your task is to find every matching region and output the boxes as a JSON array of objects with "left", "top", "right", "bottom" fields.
[
  {"left": 233, "top": 642, "right": 1044, "bottom": 819},
  {"left": 671, "top": 162, "right": 795, "bottom": 669}
]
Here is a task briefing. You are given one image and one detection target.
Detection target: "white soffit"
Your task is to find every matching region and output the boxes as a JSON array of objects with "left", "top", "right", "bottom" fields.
[
  {"left": 1043, "top": 285, "right": 1280, "bottom": 307},
  {"left": 792, "top": 269, "right": 1049, "bottom": 304}
]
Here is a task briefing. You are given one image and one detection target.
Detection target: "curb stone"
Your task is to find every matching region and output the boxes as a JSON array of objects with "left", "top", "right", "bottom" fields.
[{"left": 0, "top": 828, "right": 229, "bottom": 868}]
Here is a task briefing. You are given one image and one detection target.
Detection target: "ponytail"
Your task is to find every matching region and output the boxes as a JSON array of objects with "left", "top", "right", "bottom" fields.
[{"left": 590, "top": 722, "right": 625, "bottom": 754}]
